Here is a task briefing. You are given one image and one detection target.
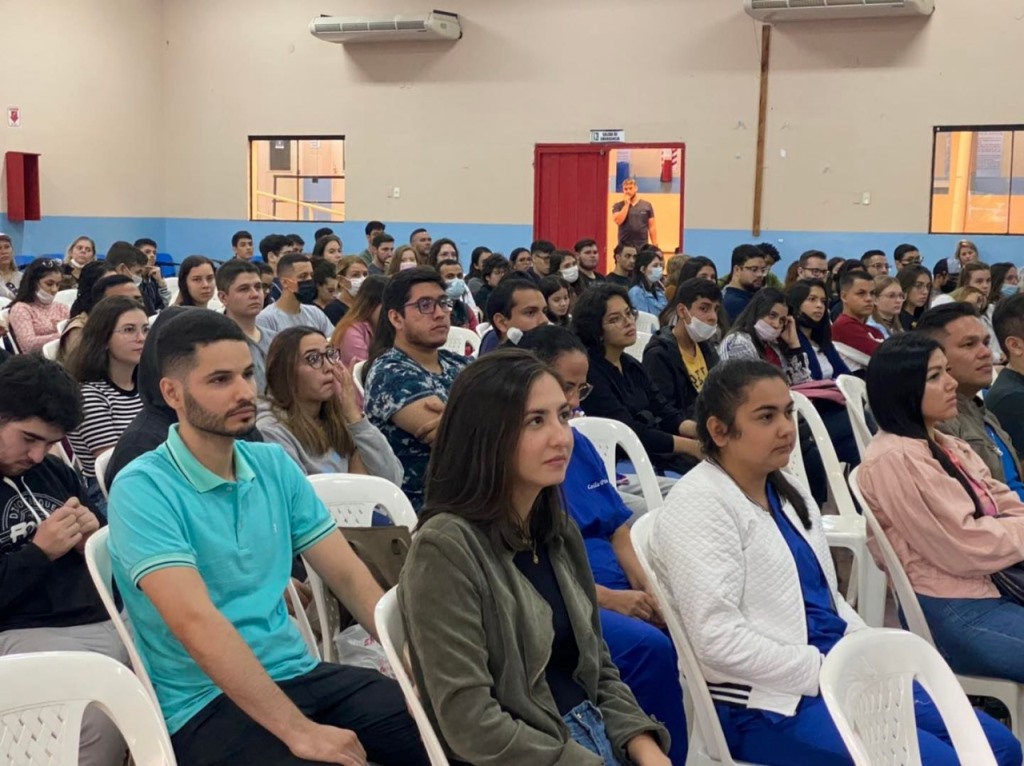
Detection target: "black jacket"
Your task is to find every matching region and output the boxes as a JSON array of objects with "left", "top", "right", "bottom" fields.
[
  {"left": 584, "top": 351, "right": 694, "bottom": 475},
  {"left": 642, "top": 328, "right": 719, "bottom": 421},
  {"left": 105, "top": 308, "right": 262, "bottom": 487},
  {"left": 0, "top": 456, "right": 110, "bottom": 631}
]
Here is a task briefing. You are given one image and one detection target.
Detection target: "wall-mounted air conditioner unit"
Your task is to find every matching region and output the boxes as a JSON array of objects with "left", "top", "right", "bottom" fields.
[
  {"left": 309, "top": 10, "right": 462, "bottom": 43},
  {"left": 744, "top": 0, "right": 934, "bottom": 22}
]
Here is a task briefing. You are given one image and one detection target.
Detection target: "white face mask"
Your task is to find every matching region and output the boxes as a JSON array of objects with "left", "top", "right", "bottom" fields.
[
  {"left": 70, "top": 256, "right": 91, "bottom": 269},
  {"left": 686, "top": 315, "right": 717, "bottom": 343},
  {"left": 131, "top": 275, "right": 143, "bottom": 286},
  {"left": 560, "top": 266, "right": 579, "bottom": 283},
  {"left": 754, "top": 318, "right": 782, "bottom": 343},
  {"left": 347, "top": 277, "right": 366, "bottom": 296},
  {"left": 35, "top": 289, "right": 55, "bottom": 306},
  {"left": 649, "top": 266, "right": 664, "bottom": 282}
]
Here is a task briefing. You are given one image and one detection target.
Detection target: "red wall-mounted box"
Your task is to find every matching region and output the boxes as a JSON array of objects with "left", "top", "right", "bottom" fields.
[{"left": 5, "top": 152, "right": 41, "bottom": 222}]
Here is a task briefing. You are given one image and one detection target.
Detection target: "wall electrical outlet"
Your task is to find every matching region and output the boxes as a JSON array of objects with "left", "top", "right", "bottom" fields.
[
  {"left": 862, "top": 192, "right": 871, "bottom": 206},
  {"left": 392, "top": 186, "right": 401, "bottom": 199}
]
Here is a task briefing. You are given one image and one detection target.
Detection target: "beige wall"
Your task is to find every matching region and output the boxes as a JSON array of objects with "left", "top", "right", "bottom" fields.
[
  {"left": 0, "top": 0, "right": 163, "bottom": 217},
  {"left": 8, "top": 0, "right": 1024, "bottom": 235}
]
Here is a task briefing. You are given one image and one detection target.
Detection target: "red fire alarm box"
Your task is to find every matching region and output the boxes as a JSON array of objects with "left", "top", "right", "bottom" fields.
[{"left": 5, "top": 152, "right": 41, "bottom": 222}]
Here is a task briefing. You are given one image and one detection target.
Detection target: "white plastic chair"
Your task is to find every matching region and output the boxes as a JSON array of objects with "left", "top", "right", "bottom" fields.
[
  {"left": 304, "top": 474, "right": 417, "bottom": 662},
  {"left": 476, "top": 321, "right": 491, "bottom": 338},
  {"left": 791, "top": 391, "right": 887, "bottom": 627},
  {"left": 624, "top": 329, "right": 652, "bottom": 362},
  {"left": 55, "top": 318, "right": 68, "bottom": 334},
  {"left": 0, "top": 651, "right": 177, "bottom": 765},
  {"left": 163, "top": 277, "right": 178, "bottom": 293},
  {"left": 352, "top": 359, "right": 367, "bottom": 397},
  {"left": 375, "top": 589, "right": 451, "bottom": 765},
  {"left": 54, "top": 289, "right": 77, "bottom": 308},
  {"left": 41, "top": 338, "right": 59, "bottom": 360},
  {"left": 637, "top": 310, "right": 660, "bottom": 334},
  {"left": 836, "top": 375, "right": 874, "bottom": 460},
  {"left": 205, "top": 296, "right": 224, "bottom": 313},
  {"left": 94, "top": 449, "right": 113, "bottom": 499},
  {"left": 849, "top": 467, "right": 1024, "bottom": 738},
  {"left": 286, "top": 580, "right": 321, "bottom": 659},
  {"left": 631, "top": 514, "right": 756, "bottom": 766},
  {"left": 821, "top": 629, "right": 999, "bottom": 766},
  {"left": 84, "top": 528, "right": 159, "bottom": 704},
  {"left": 443, "top": 325, "right": 481, "bottom": 357},
  {"left": 569, "top": 416, "right": 664, "bottom": 515}
]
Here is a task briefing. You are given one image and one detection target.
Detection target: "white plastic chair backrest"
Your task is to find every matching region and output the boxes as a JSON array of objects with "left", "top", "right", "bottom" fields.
[
  {"left": 41, "top": 338, "right": 59, "bottom": 360},
  {"left": 636, "top": 310, "right": 660, "bottom": 334},
  {"left": 569, "top": 417, "right": 663, "bottom": 513},
  {"left": 54, "top": 289, "right": 77, "bottom": 308},
  {"left": 84, "top": 528, "right": 159, "bottom": 704},
  {"left": 352, "top": 359, "right": 366, "bottom": 397},
  {"left": 286, "top": 579, "right": 320, "bottom": 659},
  {"left": 443, "top": 325, "right": 481, "bottom": 357},
  {"left": 94, "top": 448, "right": 113, "bottom": 499},
  {"left": 836, "top": 374, "right": 873, "bottom": 460},
  {"left": 163, "top": 277, "right": 178, "bottom": 293},
  {"left": 631, "top": 514, "right": 738, "bottom": 764},
  {"left": 849, "top": 467, "right": 935, "bottom": 645},
  {"left": 305, "top": 474, "right": 417, "bottom": 661},
  {"left": 0, "top": 651, "right": 177, "bottom": 765},
  {"left": 820, "top": 629, "right": 998, "bottom": 766},
  {"left": 791, "top": 391, "right": 859, "bottom": 519},
  {"left": 624, "top": 330, "right": 651, "bottom": 362},
  {"left": 55, "top": 318, "right": 68, "bottom": 334},
  {"left": 375, "top": 589, "right": 451, "bottom": 765},
  {"left": 205, "top": 297, "right": 224, "bottom": 313},
  {"left": 476, "top": 322, "right": 491, "bottom": 338}
]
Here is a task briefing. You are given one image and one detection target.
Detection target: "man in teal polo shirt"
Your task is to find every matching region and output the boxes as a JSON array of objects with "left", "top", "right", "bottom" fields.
[{"left": 108, "top": 311, "right": 428, "bottom": 766}]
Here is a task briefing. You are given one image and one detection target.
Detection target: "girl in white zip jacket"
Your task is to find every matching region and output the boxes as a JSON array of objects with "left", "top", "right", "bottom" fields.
[{"left": 650, "top": 358, "right": 1021, "bottom": 766}]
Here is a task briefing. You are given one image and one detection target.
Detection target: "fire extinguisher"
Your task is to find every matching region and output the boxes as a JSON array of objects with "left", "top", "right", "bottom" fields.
[{"left": 660, "top": 149, "right": 674, "bottom": 184}]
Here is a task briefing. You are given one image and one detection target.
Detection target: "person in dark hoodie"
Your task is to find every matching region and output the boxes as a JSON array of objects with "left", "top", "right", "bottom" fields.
[
  {"left": 642, "top": 277, "right": 722, "bottom": 420},
  {"left": 104, "top": 307, "right": 263, "bottom": 488},
  {"left": 0, "top": 354, "right": 130, "bottom": 766}
]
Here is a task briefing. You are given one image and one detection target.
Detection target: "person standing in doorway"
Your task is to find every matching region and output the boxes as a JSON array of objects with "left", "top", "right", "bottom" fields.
[{"left": 612, "top": 178, "right": 657, "bottom": 249}]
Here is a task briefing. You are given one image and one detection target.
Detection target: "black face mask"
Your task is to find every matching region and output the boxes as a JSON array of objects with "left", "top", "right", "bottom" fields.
[
  {"left": 296, "top": 279, "right": 318, "bottom": 305},
  {"left": 797, "top": 313, "right": 819, "bottom": 330}
]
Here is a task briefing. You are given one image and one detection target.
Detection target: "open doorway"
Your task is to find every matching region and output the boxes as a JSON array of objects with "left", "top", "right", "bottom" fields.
[{"left": 534, "top": 142, "right": 685, "bottom": 273}]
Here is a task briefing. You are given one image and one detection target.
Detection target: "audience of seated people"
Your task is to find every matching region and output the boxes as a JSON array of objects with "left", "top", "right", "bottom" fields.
[
  {"left": 7, "top": 257, "right": 69, "bottom": 353},
  {"left": 653, "top": 357, "right": 1021, "bottom": 765},
  {"left": 860, "top": 333, "right": 1024, "bottom": 690},
  {"left": 174, "top": 254, "right": 217, "bottom": 309},
  {"left": 0, "top": 355, "right": 128, "bottom": 766},
  {"left": 364, "top": 267, "right": 470, "bottom": 512},
  {"left": 257, "top": 326, "right": 401, "bottom": 483},
  {"left": 65, "top": 296, "right": 148, "bottom": 514},
  {"left": 9, "top": 223, "right": 1024, "bottom": 766},
  {"left": 400, "top": 349, "right": 672, "bottom": 766}
]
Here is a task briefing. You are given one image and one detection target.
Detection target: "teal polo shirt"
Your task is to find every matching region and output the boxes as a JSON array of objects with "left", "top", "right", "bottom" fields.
[{"left": 107, "top": 425, "right": 336, "bottom": 734}]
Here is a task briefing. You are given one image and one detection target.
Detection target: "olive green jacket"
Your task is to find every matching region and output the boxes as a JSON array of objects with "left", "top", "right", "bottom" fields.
[
  {"left": 938, "top": 393, "right": 1023, "bottom": 484},
  {"left": 398, "top": 512, "right": 669, "bottom": 766}
]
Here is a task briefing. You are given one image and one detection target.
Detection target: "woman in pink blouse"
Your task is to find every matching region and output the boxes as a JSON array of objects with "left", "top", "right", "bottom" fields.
[
  {"left": 859, "top": 332, "right": 1024, "bottom": 683},
  {"left": 330, "top": 274, "right": 387, "bottom": 370},
  {"left": 8, "top": 258, "right": 70, "bottom": 353}
]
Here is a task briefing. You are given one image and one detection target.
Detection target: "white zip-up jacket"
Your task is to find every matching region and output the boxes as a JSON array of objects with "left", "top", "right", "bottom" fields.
[{"left": 651, "top": 460, "right": 866, "bottom": 717}]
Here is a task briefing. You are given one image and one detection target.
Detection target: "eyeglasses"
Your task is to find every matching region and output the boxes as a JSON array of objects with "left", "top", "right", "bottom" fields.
[
  {"left": 743, "top": 265, "right": 769, "bottom": 276},
  {"left": 802, "top": 268, "right": 827, "bottom": 278},
  {"left": 564, "top": 382, "right": 593, "bottom": 401},
  {"left": 404, "top": 296, "right": 454, "bottom": 314},
  {"left": 303, "top": 347, "right": 340, "bottom": 369},
  {"left": 115, "top": 324, "right": 149, "bottom": 338},
  {"left": 605, "top": 307, "right": 639, "bottom": 327}
]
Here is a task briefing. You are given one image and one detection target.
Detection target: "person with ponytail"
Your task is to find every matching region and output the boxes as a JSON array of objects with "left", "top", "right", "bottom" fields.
[
  {"left": 859, "top": 333, "right": 1024, "bottom": 686},
  {"left": 652, "top": 358, "right": 1020, "bottom": 765}
]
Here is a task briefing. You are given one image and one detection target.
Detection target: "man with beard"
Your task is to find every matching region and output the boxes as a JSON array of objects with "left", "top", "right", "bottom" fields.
[
  {"left": 611, "top": 177, "right": 657, "bottom": 248},
  {"left": 574, "top": 238, "right": 606, "bottom": 289},
  {"left": 364, "top": 268, "right": 470, "bottom": 512},
  {"left": 107, "top": 310, "right": 429, "bottom": 766},
  {"left": 722, "top": 244, "right": 767, "bottom": 322},
  {"left": 409, "top": 227, "right": 432, "bottom": 266}
]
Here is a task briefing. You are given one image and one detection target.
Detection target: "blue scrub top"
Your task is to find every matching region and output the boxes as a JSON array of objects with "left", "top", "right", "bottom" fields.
[{"left": 985, "top": 425, "right": 1024, "bottom": 502}]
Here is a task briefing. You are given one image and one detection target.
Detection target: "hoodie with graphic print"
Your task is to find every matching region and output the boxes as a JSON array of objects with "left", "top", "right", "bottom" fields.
[{"left": 0, "top": 455, "right": 109, "bottom": 631}]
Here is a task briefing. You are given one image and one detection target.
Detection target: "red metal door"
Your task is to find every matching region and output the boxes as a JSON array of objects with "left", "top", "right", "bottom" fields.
[{"left": 533, "top": 144, "right": 609, "bottom": 264}]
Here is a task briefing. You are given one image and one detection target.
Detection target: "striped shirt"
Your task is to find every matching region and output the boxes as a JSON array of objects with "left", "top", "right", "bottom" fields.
[{"left": 68, "top": 379, "right": 144, "bottom": 478}]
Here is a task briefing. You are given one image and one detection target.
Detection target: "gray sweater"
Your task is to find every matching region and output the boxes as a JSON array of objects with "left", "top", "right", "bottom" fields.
[{"left": 255, "top": 403, "right": 404, "bottom": 485}]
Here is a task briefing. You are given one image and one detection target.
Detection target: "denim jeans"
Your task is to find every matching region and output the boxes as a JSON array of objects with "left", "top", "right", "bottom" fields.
[
  {"left": 563, "top": 701, "right": 621, "bottom": 765},
  {"left": 917, "top": 593, "right": 1024, "bottom": 683}
]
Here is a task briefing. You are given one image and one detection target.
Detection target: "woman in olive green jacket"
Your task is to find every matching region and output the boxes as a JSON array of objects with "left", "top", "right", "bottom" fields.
[{"left": 399, "top": 350, "right": 670, "bottom": 766}]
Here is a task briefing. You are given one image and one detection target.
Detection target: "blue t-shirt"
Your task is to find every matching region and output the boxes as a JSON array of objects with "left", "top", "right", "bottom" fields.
[
  {"left": 364, "top": 348, "right": 470, "bottom": 511},
  {"left": 107, "top": 426, "right": 336, "bottom": 734},
  {"left": 985, "top": 425, "right": 1024, "bottom": 501},
  {"left": 561, "top": 430, "right": 633, "bottom": 590}
]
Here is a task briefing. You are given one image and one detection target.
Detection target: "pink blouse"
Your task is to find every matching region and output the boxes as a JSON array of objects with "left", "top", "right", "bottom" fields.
[
  {"left": 9, "top": 300, "right": 70, "bottom": 353},
  {"left": 337, "top": 321, "right": 373, "bottom": 369}
]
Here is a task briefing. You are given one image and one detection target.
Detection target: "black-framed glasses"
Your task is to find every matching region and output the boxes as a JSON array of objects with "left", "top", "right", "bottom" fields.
[
  {"left": 564, "top": 382, "right": 593, "bottom": 401},
  {"left": 404, "top": 296, "right": 454, "bottom": 314},
  {"left": 303, "top": 347, "right": 340, "bottom": 369}
]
